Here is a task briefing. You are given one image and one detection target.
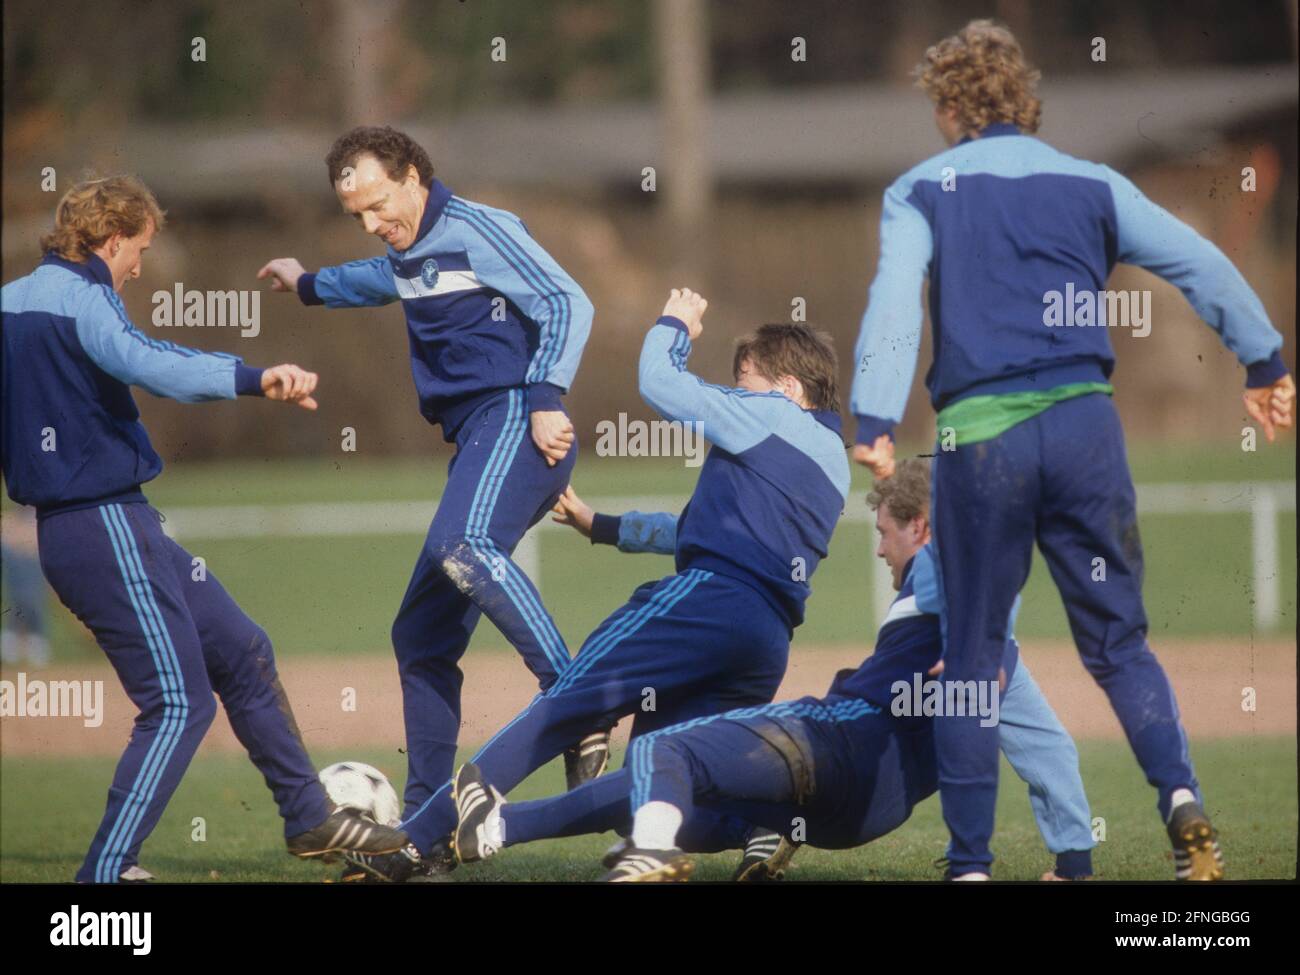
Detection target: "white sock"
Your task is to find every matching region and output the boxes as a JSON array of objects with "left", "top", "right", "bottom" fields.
[
  {"left": 488, "top": 794, "right": 506, "bottom": 848},
  {"left": 1167, "top": 788, "right": 1197, "bottom": 821},
  {"left": 631, "top": 801, "right": 683, "bottom": 850}
]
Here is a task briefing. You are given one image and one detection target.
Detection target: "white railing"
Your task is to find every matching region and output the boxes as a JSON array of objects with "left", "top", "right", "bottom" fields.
[{"left": 161, "top": 480, "right": 1295, "bottom": 630}]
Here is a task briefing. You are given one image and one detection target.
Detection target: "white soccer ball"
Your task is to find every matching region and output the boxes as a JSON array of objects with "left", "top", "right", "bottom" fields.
[{"left": 319, "top": 761, "right": 402, "bottom": 828}]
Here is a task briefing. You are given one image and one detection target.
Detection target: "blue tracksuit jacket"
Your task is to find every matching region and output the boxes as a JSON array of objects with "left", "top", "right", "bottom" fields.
[
  {"left": 2, "top": 253, "right": 264, "bottom": 513},
  {"left": 850, "top": 123, "right": 1287, "bottom": 444},
  {"left": 629, "top": 315, "right": 850, "bottom": 628},
  {"left": 297, "top": 179, "right": 593, "bottom": 437}
]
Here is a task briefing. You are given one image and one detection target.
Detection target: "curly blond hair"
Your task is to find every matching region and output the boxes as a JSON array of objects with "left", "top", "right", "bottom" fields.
[
  {"left": 866, "top": 458, "right": 931, "bottom": 526},
  {"left": 40, "top": 175, "right": 166, "bottom": 262},
  {"left": 914, "top": 19, "right": 1041, "bottom": 136}
]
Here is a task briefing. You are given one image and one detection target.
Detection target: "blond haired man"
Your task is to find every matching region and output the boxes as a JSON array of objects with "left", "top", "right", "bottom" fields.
[{"left": 2, "top": 175, "right": 406, "bottom": 882}]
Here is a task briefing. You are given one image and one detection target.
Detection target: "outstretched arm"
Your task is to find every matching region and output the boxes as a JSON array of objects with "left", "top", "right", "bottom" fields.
[
  {"left": 76, "top": 286, "right": 317, "bottom": 409},
  {"left": 551, "top": 486, "right": 678, "bottom": 555},
  {"left": 1105, "top": 168, "right": 1293, "bottom": 440},
  {"left": 259, "top": 255, "right": 399, "bottom": 308}
]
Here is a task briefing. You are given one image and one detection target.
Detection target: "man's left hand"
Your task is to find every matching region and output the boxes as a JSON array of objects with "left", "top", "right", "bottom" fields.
[{"left": 532, "top": 410, "right": 575, "bottom": 466}]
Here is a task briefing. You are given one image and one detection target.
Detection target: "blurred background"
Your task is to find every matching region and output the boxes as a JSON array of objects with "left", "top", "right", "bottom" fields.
[{"left": 2, "top": 0, "right": 1296, "bottom": 659}]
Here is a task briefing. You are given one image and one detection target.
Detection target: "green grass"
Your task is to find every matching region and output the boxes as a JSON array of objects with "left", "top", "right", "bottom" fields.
[
  {"left": 2, "top": 736, "right": 1293, "bottom": 882},
  {"left": 12, "top": 445, "right": 1296, "bottom": 663},
  {"left": 126, "top": 441, "right": 1299, "bottom": 507}
]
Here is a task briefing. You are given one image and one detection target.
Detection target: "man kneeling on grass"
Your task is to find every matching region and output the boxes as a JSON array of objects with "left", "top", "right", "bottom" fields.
[{"left": 452, "top": 459, "right": 1097, "bottom": 881}]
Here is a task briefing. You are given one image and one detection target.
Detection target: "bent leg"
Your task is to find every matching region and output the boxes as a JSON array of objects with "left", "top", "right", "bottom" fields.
[
  {"left": 624, "top": 696, "right": 843, "bottom": 849},
  {"left": 167, "top": 535, "right": 330, "bottom": 837},
  {"left": 392, "top": 391, "right": 575, "bottom": 816},
  {"left": 402, "top": 569, "right": 764, "bottom": 853},
  {"left": 425, "top": 389, "right": 574, "bottom": 688}
]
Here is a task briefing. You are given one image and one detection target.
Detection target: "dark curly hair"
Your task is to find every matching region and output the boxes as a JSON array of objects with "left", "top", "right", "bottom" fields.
[
  {"left": 325, "top": 126, "right": 435, "bottom": 188},
  {"left": 732, "top": 323, "right": 841, "bottom": 413}
]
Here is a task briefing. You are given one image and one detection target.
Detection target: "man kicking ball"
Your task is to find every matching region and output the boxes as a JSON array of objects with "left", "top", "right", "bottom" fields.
[
  {"left": 2, "top": 175, "right": 407, "bottom": 882},
  {"left": 452, "top": 459, "right": 1096, "bottom": 882},
  {"left": 258, "top": 127, "right": 602, "bottom": 877}
]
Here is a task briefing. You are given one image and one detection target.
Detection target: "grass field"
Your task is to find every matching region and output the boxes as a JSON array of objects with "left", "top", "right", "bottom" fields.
[
  {"left": 1, "top": 736, "right": 1293, "bottom": 882},
  {"left": 1, "top": 443, "right": 1294, "bottom": 883},
  {"left": 12, "top": 443, "right": 1296, "bottom": 664}
]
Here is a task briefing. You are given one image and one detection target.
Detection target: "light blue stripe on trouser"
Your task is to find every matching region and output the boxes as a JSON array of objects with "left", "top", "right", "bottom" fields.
[
  {"left": 95, "top": 504, "right": 189, "bottom": 883},
  {"left": 101, "top": 503, "right": 192, "bottom": 871},
  {"left": 95, "top": 505, "right": 179, "bottom": 882},
  {"left": 98, "top": 503, "right": 191, "bottom": 884},
  {"left": 397, "top": 569, "right": 706, "bottom": 834},
  {"left": 467, "top": 391, "right": 568, "bottom": 671},
  {"left": 551, "top": 569, "right": 708, "bottom": 696},
  {"left": 462, "top": 389, "right": 569, "bottom": 673}
]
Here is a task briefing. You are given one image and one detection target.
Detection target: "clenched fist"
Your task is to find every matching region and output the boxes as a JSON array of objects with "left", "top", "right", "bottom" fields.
[
  {"left": 532, "top": 410, "right": 575, "bottom": 466},
  {"left": 662, "top": 288, "right": 708, "bottom": 341},
  {"left": 852, "top": 434, "right": 896, "bottom": 479},
  {"left": 262, "top": 364, "right": 319, "bottom": 410}
]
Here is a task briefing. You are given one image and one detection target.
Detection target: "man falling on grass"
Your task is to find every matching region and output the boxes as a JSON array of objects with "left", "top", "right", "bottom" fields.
[
  {"left": 452, "top": 460, "right": 1097, "bottom": 882},
  {"left": 377, "top": 289, "right": 851, "bottom": 881}
]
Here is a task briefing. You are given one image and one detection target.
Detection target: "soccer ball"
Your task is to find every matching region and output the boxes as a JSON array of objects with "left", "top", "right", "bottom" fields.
[{"left": 319, "top": 761, "right": 402, "bottom": 828}]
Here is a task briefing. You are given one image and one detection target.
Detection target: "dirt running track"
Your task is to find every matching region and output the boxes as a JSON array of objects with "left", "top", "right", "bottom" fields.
[{"left": 1, "top": 638, "right": 1294, "bottom": 758}]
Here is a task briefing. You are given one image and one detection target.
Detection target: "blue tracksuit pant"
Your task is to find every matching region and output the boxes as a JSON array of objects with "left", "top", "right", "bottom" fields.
[
  {"left": 37, "top": 501, "right": 331, "bottom": 884},
  {"left": 627, "top": 696, "right": 936, "bottom": 849},
  {"left": 501, "top": 662, "right": 1095, "bottom": 870},
  {"left": 391, "top": 388, "right": 576, "bottom": 819},
  {"left": 501, "top": 660, "right": 1092, "bottom": 873},
  {"left": 401, "top": 568, "right": 791, "bottom": 853},
  {"left": 931, "top": 392, "right": 1198, "bottom": 875}
]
